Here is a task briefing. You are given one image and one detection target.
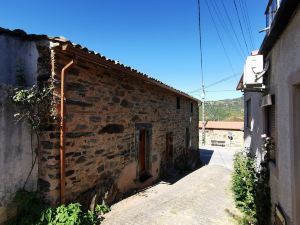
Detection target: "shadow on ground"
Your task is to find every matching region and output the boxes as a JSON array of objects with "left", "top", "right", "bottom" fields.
[
  {"left": 200, "top": 149, "right": 214, "bottom": 165},
  {"left": 119, "top": 149, "right": 203, "bottom": 201}
]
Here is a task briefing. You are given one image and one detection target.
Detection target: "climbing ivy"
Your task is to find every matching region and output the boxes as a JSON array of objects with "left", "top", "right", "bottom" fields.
[
  {"left": 12, "top": 85, "right": 53, "bottom": 131},
  {"left": 11, "top": 63, "right": 56, "bottom": 190}
]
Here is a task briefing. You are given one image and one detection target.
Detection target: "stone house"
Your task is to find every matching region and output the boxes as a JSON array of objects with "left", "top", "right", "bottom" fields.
[
  {"left": 0, "top": 28, "right": 200, "bottom": 222},
  {"left": 237, "top": 0, "right": 300, "bottom": 224},
  {"left": 200, "top": 121, "right": 244, "bottom": 148}
]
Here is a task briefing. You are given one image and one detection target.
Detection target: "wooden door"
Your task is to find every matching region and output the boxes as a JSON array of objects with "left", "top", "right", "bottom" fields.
[{"left": 139, "top": 130, "right": 146, "bottom": 173}]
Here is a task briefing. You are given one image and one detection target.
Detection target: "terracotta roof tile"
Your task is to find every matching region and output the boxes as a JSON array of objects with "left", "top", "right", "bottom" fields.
[
  {"left": 0, "top": 27, "right": 200, "bottom": 103},
  {"left": 199, "top": 121, "right": 244, "bottom": 131}
]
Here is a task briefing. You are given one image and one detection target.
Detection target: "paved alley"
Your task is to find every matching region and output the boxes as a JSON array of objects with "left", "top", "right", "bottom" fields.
[{"left": 102, "top": 147, "right": 240, "bottom": 225}]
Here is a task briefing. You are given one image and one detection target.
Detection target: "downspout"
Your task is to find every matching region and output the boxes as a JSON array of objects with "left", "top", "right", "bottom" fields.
[{"left": 60, "top": 59, "right": 74, "bottom": 204}]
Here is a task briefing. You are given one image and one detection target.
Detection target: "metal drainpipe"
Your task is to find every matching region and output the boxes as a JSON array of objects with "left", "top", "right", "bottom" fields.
[{"left": 60, "top": 59, "right": 74, "bottom": 204}]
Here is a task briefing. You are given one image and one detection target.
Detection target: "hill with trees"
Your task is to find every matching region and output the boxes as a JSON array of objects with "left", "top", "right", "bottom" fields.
[{"left": 199, "top": 97, "right": 244, "bottom": 121}]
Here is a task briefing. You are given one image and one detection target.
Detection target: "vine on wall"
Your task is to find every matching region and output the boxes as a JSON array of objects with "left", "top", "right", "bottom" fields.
[{"left": 12, "top": 62, "right": 54, "bottom": 189}]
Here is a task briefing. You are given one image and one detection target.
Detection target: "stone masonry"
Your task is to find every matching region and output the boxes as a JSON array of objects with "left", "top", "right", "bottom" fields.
[
  {"left": 0, "top": 28, "right": 199, "bottom": 211},
  {"left": 37, "top": 43, "right": 200, "bottom": 206}
]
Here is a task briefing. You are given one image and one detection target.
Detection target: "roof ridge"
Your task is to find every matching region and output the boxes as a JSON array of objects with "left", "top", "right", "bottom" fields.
[{"left": 0, "top": 27, "right": 200, "bottom": 103}]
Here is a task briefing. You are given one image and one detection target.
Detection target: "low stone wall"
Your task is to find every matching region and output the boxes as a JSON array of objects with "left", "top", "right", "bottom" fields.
[{"left": 201, "top": 129, "right": 243, "bottom": 148}]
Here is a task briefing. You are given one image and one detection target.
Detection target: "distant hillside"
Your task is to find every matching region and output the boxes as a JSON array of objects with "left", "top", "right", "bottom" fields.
[{"left": 199, "top": 97, "right": 244, "bottom": 122}]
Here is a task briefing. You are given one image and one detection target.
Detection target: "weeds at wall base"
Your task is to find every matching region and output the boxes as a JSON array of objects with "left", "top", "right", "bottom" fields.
[{"left": 6, "top": 190, "right": 110, "bottom": 225}]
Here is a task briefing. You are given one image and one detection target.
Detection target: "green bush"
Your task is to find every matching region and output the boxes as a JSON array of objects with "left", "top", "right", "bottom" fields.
[
  {"left": 231, "top": 152, "right": 270, "bottom": 225},
  {"left": 7, "top": 191, "right": 110, "bottom": 225},
  {"left": 8, "top": 191, "right": 46, "bottom": 225}
]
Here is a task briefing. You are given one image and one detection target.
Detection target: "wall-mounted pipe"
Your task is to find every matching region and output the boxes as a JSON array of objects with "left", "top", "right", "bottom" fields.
[{"left": 60, "top": 59, "right": 74, "bottom": 204}]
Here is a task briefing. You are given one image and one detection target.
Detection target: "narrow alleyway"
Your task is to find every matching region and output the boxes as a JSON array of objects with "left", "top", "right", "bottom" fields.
[{"left": 102, "top": 147, "right": 240, "bottom": 225}]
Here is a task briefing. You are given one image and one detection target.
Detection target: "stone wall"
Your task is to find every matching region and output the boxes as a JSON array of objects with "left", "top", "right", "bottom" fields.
[
  {"left": 39, "top": 47, "right": 199, "bottom": 206},
  {"left": 202, "top": 129, "right": 243, "bottom": 148}
]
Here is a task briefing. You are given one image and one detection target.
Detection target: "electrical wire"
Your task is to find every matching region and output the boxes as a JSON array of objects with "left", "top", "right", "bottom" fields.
[
  {"left": 219, "top": 0, "right": 247, "bottom": 58},
  {"left": 187, "top": 72, "right": 240, "bottom": 94},
  {"left": 197, "top": 0, "right": 205, "bottom": 88},
  {"left": 240, "top": 0, "right": 255, "bottom": 49},
  {"left": 205, "top": 73, "right": 239, "bottom": 88},
  {"left": 233, "top": 0, "right": 250, "bottom": 54},
  {"left": 204, "top": 0, "right": 236, "bottom": 75},
  {"left": 206, "top": 90, "right": 237, "bottom": 92},
  {"left": 237, "top": 0, "right": 254, "bottom": 50},
  {"left": 210, "top": 0, "right": 245, "bottom": 59}
]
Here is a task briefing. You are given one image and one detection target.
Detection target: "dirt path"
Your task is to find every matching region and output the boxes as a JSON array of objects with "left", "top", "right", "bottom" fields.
[{"left": 102, "top": 164, "right": 239, "bottom": 225}]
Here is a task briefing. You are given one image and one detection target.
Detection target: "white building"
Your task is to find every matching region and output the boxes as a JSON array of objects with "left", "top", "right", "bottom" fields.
[{"left": 237, "top": 0, "right": 300, "bottom": 224}]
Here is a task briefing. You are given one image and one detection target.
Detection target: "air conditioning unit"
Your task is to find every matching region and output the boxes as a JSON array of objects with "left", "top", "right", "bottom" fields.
[{"left": 243, "top": 55, "right": 267, "bottom": 90}]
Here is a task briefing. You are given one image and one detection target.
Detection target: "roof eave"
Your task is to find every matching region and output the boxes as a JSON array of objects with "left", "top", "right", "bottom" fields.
[
  {"left": 259, "top": 0, "right": 300, "bottom": 56},
  {"left": 236, "top": 74, "right": 244, "bottom": 91},
  {"left": 55, "top": 43, "right": 201, "bottom": 104}
]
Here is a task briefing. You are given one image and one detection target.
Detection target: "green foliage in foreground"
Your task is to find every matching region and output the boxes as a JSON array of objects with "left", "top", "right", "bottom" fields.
[
  {"left": 8, "top": 191, "right": 110, "bottom": 225},
  {"left": 231, "top": 152, "right": 271, "bottom": 225}
]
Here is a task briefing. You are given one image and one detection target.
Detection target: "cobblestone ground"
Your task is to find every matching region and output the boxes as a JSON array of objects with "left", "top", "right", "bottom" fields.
[{"left": 102, "top": 148, "right": 240, "bottom": 225}]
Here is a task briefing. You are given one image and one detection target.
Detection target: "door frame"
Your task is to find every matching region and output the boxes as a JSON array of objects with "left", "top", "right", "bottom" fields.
[
  {"left": 292, "top": 84, "right": 300, "bottom": 225},
  {"left": 135, "top": 123, "right": 152, "bottom": 178},
  {"left": 289, "top": 72, "right": 300, "bottom": 225}
]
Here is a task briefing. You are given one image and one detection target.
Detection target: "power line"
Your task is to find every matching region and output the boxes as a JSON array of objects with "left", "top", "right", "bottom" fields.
[
  {"left": 237, "top": 0, "right": 254, "bottom": 50},
  {"left": 219, "top": 0, "right": 247, "bottom": 58},
  {"left": 190, "top": 90, "right": 237, "bottom": 96},
  {"left": 196, "top": 0, "right": 206, "bottom": 146},
  {"left": 187, "top": 72, "right": 240, "bottom": 94},
  {"left": 233, "top": 0, "right": 250, "bottom": 54},
  {"left": 205, "top": 0, "right": 236, "bottom": 74},
  {"left": 197, "top": 0, "right": 204, "bottom": 87},
  {"left": 210, "top": 0, "right": 245, "bottom": 59},
  {"left": 205, "top": 73, "right": 239, "bottom": 88},
  {"left": 240, "top": 0, "right": 255, "bottom": 49},
  {"left": 206, "top": 90, "right": 237, "bottom": 92}
]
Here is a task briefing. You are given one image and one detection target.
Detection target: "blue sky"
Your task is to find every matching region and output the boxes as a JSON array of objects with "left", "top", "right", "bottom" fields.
[{"left": 1, "top": 0, "right": 268, "bottom": 100}]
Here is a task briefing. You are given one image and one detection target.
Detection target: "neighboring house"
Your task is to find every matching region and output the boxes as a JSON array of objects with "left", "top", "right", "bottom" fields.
[
  {"left": 200, "top": 121, "right": 244, "bottom": 148},
  {"left": 237, "top": 0, "right": 300, "bottom": 224},
  {"left": 0, "top": 28, "right": 200, "bottom": 223}
]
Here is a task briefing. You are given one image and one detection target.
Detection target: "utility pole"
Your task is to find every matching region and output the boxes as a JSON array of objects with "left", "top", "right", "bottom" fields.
[{"left": 201, "top": 86, "right": 205, "bottom": 146}]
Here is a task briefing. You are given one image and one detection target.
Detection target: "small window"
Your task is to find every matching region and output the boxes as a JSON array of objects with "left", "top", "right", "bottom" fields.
[
  {"left": 265, "top": 106, "right": 276, "bottom": 162},
  {"left": 191, "top": 103, "right": 194, "bottom": 113},
  {"left": 266, "top": 106, "right": 275, "bottom": 138},
  {"left": 176, "top": 97, "right": 180, "bottom": 109},
  {"left": 246, "top": 99, "right": 252, "bottom": 129}
]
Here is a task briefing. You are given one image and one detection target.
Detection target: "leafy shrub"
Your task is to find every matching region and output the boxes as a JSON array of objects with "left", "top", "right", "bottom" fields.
[
  {"left": 7, "top": 191, "right": 110, "bottom": 225},
  {"left": 231, "top": 152, "right": 270, "bottom": 225},
  {"left": 95, "top": 204, "right": 110, "bottom": 215},
  {"left": 7, "top": 191, "right": 46, "bottom": 225},
  {"left": 12, "top": 85, "right": 54, "bottom": 131},
  {"left": 232, "top": 152, "right": 257, "bottom": 224}
]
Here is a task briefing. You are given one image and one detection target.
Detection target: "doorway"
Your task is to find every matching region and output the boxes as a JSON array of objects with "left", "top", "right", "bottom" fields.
[
  {"left": 139, "top": 129, "right": 147, "bottom": 173},
  {"left": 136, "top": 123, "right": 152, "bottom": 182}
]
